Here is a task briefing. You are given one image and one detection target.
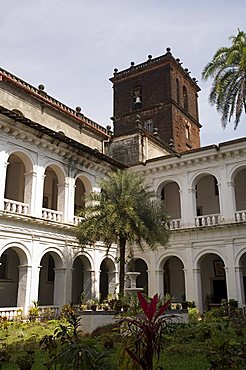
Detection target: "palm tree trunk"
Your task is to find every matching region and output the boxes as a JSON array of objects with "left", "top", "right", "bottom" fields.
[{"left": 119, "top": 235, "right": 126, "bottom": 297}]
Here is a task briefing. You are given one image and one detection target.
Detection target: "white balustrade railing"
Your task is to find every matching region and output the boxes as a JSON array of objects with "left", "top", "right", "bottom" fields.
[
  {"left": 169, "top": 218, "right": 182, "bottom": 229},
  {"left": 42, "top": 208, "right": 62, "bottom": 222},
  {"left": 0, "top": 307, "right": 23, "bottom": 320},
  {"left": 235, "top": 210, "right": 246, "bottom": 222},
  {"left": 195, "top": 214, "right": 221, "bottom": 227},
  {"left": 4, "top": 199, "right": 29, "bottom": 215},
  {"left": 73, "top": 215, "right": 84, "bottom": 226}
]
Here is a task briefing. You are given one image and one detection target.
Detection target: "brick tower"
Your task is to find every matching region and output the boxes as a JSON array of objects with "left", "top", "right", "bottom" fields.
[{"left": 109, "top": 48, "right": 201, "bottom": 163}]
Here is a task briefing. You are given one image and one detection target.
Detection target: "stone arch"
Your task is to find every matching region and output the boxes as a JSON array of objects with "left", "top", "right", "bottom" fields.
[
  {"left": 159, "top": 255, "right": 185, "bottom": 301},
  {"left": 99, "top": 256, "right": 116, "bottom": 301},
  {"left": 238, "top": 252, "right": 246, "bottom": 306},
  {"left": 157, "top": 179, "right": 181, "bottom": 225},
  {"left": 42, "top": 163, "right": 66, "bottom": 216},
  {"left": 191, "top": 172, "right": 220, "bottom": 225},
  {"left": 5, "top": 151, "right": 34, "bottom": 213},
  {"left": 231, "top": 166, "right": 246, "bottom": 212},
  {"left": 235, "top": 248, "right": 246, "bottom": 307},
  {"left": 38, "top": 250, "right": 64, "bottom": 306},
  {"left": 196, "top": 252, "right": 227, "bottom": 311},
  {"left": 0, "top": 243, "right": 29, "bottom": 308},
  {"left": 74, "top": 174, "right": 93, "bottom": 214},
  {"left": 72, "top": 253, "right": 93, "bottom": 304},
  {"left": 126, "top": 258, "right": 149, "bottom": 295}
]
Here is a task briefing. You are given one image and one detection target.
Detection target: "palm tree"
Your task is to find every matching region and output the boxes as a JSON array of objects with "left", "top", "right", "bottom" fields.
[
  {"left": 202, "top": 29, "right": 246, "bottom": 129},
  {"left": 76, "top": 170, "right": 169, "bottom": 297}
]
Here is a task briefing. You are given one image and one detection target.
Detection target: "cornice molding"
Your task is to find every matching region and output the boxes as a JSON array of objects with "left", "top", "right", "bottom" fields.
[{"left": 0, "top": 110, "right": 122, "bottom": 175}]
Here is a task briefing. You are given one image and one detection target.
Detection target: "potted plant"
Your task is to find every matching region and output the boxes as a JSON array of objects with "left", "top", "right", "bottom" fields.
[
  {"left": 86, "top": 298, "right": 98, "bottom": 311},
  {"left": 102, "top": 302, "right": 109, "bottom": 311},
  {"left": 107, "top": 293, "right": 117, "bottom": 309},
  {"left": 181, "top": 295, "right": 188, "bottom": 309},
  {"left": 28, "top": 300, "right": 39, "bottom": 321}
]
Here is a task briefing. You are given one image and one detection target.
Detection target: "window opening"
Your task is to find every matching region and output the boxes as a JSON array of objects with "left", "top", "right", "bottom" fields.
[
  {"left": 183, "top": 86, "right": 188, "bottom": 112},
  {"left": 144, "top": 119, "right": 153, "bottom": 132},
  {"left": 176, "top": 79, "right": 180, "bottom": 104}
]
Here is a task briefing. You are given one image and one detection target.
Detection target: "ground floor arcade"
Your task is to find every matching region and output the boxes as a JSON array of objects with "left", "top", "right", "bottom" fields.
[{"left": 0, "top": 220, "right": 246, "bottom": 315}]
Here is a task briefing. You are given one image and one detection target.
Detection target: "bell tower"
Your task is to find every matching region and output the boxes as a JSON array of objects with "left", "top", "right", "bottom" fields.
[{"left": 110, "top": 48, "right": 201, "bottom": 155}]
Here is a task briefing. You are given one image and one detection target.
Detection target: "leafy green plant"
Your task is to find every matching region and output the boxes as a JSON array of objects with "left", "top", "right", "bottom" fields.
[
  {"left": 28, "top": 301, "right": 39, "bottom": 320},
  {"left": 121, "top": 292, "right": 171, "bottom": 370},
  {"left": 206, "top": 322, "right": 246, "bottom": 369},
  {"left": 14, "top": 352, "right": 34, "bottom": 370}
]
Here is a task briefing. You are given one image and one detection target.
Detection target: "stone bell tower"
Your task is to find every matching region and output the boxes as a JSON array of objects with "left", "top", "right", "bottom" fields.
[{"left": 109, "top": 48, "right": 201, "bottom": 165}]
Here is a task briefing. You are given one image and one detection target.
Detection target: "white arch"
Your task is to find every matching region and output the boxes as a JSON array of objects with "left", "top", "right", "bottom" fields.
[
  {"left": 75, "top": 173, "right": 94, "bottom": 193},
  {"left": 190, "top": 170, "right": 220, "bottom": 190},
  {"left": 235, "top": 246, "right": 246, "bottom": 266},
  {"left": 72, "top": 250, "right": 94, "bottom": 271},
  {"left": 0, "top": 241, "right": 30, "bottom": 265},
  {"left": 126, "top": 253, "right": 150, "bottom": 270},
  {"left": 228, "top": 163, "right": 246, "bottom": 183},
  {"left": 155, "top": 177, "right": 182, "bottom": 194},
  {"left": 6, "top": 148, "right": 34, "bottom": 174},
  {"left": 194, "top": 249, "right": 227, "bottom": 268},
  {"left": 39, "top": 247, "right": 65, "bottom": 269},
  {"left": 100, "top": 254, "right": 116, "bottom": 272},
  {"left": 42, "top": 160, "right": 67, "bottom": 182},
  {"left": 157, "top": 252, "right": 186, "bottom": 270}
]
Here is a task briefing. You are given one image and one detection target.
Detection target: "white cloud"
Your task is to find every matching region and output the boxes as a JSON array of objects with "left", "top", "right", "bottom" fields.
[{"left": 1, "top": 0, "right": 246, "bottom": 144}]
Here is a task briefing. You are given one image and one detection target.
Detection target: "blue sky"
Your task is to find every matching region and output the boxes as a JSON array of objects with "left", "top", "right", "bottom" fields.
[{"left": 1, "top": 0, "right": 245, "bottom": 146}]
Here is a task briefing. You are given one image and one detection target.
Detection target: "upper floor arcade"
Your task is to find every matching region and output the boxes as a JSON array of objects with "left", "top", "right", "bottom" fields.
[
  {"left": 133, "top": 137, "right": 246, "bottom": 230},
  {"left": 0, "top": 108, "right": 125, "bottom": 227}
]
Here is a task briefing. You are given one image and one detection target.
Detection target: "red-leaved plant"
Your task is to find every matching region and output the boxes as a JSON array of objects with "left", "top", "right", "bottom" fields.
[{"left": 120, "top": 292, "right": 171, "bottom": 370}]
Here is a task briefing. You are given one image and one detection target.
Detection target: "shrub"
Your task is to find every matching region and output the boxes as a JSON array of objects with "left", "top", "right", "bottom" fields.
[{"left": 120, "top": 292, "right": 171, "bottom": 370}]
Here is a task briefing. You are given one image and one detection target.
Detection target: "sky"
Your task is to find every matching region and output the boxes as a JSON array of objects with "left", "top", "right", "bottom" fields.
[{"left": 1, "top": 0, "right": 246, "bottom": 147}]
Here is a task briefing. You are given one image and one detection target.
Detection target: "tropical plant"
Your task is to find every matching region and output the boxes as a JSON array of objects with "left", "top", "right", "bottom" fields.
[
  {"left": 28, "top": 300, "right": 39, "bottom": 321},
  {"left": 76, "top": 170, "right": 169, "bottom": 296},
  {"left": 120, "top": 292, "right": 171, "bottom": 370},
  {"left": 202, "top": 29, "right": 246, "bottom": 129},
  {"left": 14, "top": 352, "right": 34, "bottom": 370}
]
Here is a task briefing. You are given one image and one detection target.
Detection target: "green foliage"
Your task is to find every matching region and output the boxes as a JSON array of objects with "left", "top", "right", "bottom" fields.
[
  {"left": 14, "top": 353, "right": 34, "bottom": 370},
  {"left": 206, "top": 321, "right": 246, "bottom": 369},
  {"left": 76, "top": 170, "right": 169, "bottom": 296},
  {"left": 28, "top": 301, "right": 39, "bottom": 319},
  {"left": 120, "top": 293, "right": 171, "bottom": 370},
  {"left": 202, "top": 29, "right": 246, "bottom": 129}
]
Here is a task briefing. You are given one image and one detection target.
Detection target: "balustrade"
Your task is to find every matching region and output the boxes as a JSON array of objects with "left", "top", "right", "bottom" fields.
[
  {"left": 4, "top": 199, "right": 29, "bottom": 215},
  {"left": 235, "top": 210, "right": 246, "bottom": 222},
  {"left": 195, "top": 214, "right": 221, "bottom": 227},
  {"left": 169, "top": 219, "right": 182, "bottom": 229},
  {"left": 73, "top": 215, "right": 84, "bottom": 226},
  {"left": 0, "top": 307, "right": 23, "bottom": 320},
  {"left": 42, "top": 208, "right": 62, "bottom": 222}
]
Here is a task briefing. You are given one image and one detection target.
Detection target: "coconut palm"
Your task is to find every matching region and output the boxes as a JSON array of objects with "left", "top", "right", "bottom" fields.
[
  {"left": 76, "top": 170, "right": 169, "bottom": 297},
  {"left": 202, "top": 29, "right": 246, "bottom": 129}
]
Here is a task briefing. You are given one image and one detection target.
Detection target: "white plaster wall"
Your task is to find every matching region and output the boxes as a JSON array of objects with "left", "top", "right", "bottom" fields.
[{"left": 0, "top": 86, "right": 103, "bottom": 151}]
